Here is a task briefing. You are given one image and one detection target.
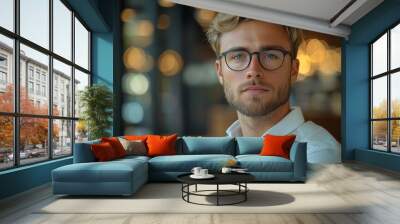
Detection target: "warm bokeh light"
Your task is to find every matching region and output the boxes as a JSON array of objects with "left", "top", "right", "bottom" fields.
[
  {"left": 122, "top": 73, "right": 149, "bottom": 96},
  {"left": 297, "top": 52, "right": 314, "bottom": 77},
  {"left": 306, "top": 39, "right": 328, "bottom": 63},
  {"left": 121, "top": 8, "right": 136, "bottom": 23},
  {"left": 136, "top": 20, "right": 154, "bottom": 37},
  {"left": 195, "top": 9, "right": 216, "bottom": 28},
  {"left": 319, "top": 48, "right": 341, "bottom": 76},
  {"left": 122, "top": 102, "right": 144, "bottom": 124},
  {"left": 158, "top": 14, "right": 170, "bottom": 30},
  {"left": 158, "top": 0, "right": 175, "bottom": 8},
  {"left": 158, "top": 50, "right": 183, "bottom": 76},
  {"left": 123, "top": 47, "right": 146, "bottom": 71},
  {"left": 296, "top": 39, "right": 341, "bottom": 77}
]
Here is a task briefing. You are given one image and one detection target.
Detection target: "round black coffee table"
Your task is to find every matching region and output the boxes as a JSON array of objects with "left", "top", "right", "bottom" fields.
[{"left": 177, "top": 173, "right": 255, "bottom": 206}]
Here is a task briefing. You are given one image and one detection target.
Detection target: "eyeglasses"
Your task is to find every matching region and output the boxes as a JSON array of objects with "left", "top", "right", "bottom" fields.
[{"left": 218, "top": 48, "right": 292, "bottom": 71}]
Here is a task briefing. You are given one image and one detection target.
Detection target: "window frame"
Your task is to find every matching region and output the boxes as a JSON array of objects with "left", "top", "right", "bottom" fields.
[
  {"left": 370, "top": 20, "right": 400, "bottom": 154},
  {"left": 0, "top": 0, "right": 92, "bottom": 171}
]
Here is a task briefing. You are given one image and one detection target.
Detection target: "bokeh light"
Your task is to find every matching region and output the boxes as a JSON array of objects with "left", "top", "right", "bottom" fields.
[
  {"left": 195, "top": 9, "right": 216, "bottom": 28},
  {"left": 121, "top": 8, "right": 136, "bottom": 23},
  {"left": 306, "top": 39, "right": 328, "bottom": 63},
  {"left": 123, "top": 47, "right": 146, "bottom": 70},
  {"left": 122, "top": 102, "right": 144, "bottom": 124},
  {"left": 123, "top": 47, "right": 154, "bottom": 72},
  {"left": 122, "top": 73, "right": 149, "bottom": 95},
  {"left": 296, "top": 39, "right": 341, "bottom": 77},
  {"left": 158, "top": 50, "right": 183, "bottom": 76},
  {"left": 158, "top": 14, "right": 170, "bottom": 30},
  {"left": 136, "top": 20, "right": 154, "bottom": 38},
  {"left": 319, "top": 48, "right": 341, "bottom": 76},
  {"left": 158, "top": 0, "right": 175, "bottom": 8}
]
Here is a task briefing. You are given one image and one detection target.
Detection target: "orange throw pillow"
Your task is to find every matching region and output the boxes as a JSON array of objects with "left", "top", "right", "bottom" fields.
[
  {"left": 124, "top": 135, "right": 148, "bottom": 141},
  {"left": 146, "top": 134, "right": 178, "bottom": 157},
  {"left": 101, "top": 137, "right": 126, "bottom": 158},
  {"left": 91, "top": 142, "right": 117, "bottom": 161},
  {"left": 259, "top": 134, "right": 296, "bottom": 159}
]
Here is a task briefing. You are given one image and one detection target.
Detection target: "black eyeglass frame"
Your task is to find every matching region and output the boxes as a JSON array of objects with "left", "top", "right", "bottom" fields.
[{"left": 218, "top": 48, "right": 293, "bottom": 71}]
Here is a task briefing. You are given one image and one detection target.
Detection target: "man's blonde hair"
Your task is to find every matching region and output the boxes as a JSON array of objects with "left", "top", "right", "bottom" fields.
[{"left": 206, "top": 13, "right": 303, "bottom": 58}]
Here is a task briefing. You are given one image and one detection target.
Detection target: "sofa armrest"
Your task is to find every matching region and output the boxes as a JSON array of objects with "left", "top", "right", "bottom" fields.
[
  {"left": 73, "top": 140, "right": 99, "bottom": 163},
  {"left": 289, "top": 142, "right": 307, "bottom": 181}
]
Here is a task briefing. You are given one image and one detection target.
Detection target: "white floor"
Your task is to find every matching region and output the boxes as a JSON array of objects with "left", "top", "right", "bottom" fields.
[{"left": 1, "top": 162, "right": 400, "bottom": 224}]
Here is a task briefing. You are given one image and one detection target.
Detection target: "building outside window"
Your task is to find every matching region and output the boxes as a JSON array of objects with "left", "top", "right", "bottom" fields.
[{"left": 0, "top": 0, "right": 91, "bottom": 170}]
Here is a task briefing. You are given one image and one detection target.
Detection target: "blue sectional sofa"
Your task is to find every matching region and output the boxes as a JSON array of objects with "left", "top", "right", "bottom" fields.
[{"left": 52, "top": 137, "right": 307, "bottom": 196}]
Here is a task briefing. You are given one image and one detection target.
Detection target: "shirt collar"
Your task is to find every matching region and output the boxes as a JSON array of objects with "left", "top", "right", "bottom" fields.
[{"left": 225, "top": 106, "right": 305, "bottom": 137}]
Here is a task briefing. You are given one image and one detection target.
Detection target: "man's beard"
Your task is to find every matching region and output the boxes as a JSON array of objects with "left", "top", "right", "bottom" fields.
[{"left": 223, "top": 80, "right": 291, "bottom": 117}]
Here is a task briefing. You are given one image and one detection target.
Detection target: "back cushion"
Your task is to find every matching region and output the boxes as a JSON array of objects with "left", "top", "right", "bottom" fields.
[
  {"left": 236, "top": 137, "right": 263, "bottom": 155},
  {"left": 178, "top": 137, "right": 235, "bottom": 155}
]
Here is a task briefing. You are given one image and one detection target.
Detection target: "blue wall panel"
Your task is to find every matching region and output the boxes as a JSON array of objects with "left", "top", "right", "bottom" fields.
[
  {"left": 0, "top": 158, "right": 72, "bottom": 199},
  {"left": 344, "top": 0, "right": 400, "bottom": 170}
]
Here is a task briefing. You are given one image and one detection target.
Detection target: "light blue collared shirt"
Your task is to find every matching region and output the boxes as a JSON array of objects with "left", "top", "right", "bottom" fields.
[{"left": 226, "top": 107, "right": 341, "bottom": 164}]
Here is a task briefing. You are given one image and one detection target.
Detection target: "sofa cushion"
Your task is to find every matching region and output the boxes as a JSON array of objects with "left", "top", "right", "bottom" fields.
[
  {"left": 147, "top": 134, "right": 178, "bottom": 157},
  {"left": 148, "top": 154, "right": 235, "bottom": 172},
  {"left": 124, "top": 135, "right": 148, "bottom": 141},
  {"left": 178, "top": 137, "right": 235, "bottom": 155},
  {"left": 260, "top": 134, "right": 296, "bottom": 159},
  {"left": 118, "top": 137, "right": 147, "bottom": 156},
  {"left": 90, "top": 142, "right": 118, "bottom": 161},
  {"left": 52, "top": 158, "right": 147, "bottom": 183},
  {"left": 236, "top": 137, "right": 263, "bottom": 155},
  {"left": 236, "top": 155, "right": 293, "bottom": 172},
  {"left": 101, "top": 137, "right": 126, "bottom": 158}
]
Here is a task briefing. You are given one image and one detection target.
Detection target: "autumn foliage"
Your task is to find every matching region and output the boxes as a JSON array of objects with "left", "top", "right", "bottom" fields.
[
  {"left": 0, "top": 84, "right": 59, "bottom": 150},
  {"left": 372, "top": 99, "right": 400, "bottom": 141}
]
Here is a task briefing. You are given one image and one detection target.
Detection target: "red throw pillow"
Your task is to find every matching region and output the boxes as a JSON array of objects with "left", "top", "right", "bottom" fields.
[
  {"left": 91, "top": 142, "right": 117, "bottom": 161},
  {"left": 259, "top": 134, "right": 296, "bottom": 159},
  {"left": 101, "top": 137, "right": 127, "bottom": 158},
  {"left": 146, "top": 134, "right": 177, "bottom": 157}
]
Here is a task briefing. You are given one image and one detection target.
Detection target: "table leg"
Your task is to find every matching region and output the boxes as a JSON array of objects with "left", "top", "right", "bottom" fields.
[
  {"left": 245, "top": 183, "right": 247, "bottom": 201},
  {"left": 217, "top": 184, "right": 219, "bottom": 206},
  {"left": 195, "top": 184, "right": 197, "bottom": 192}
]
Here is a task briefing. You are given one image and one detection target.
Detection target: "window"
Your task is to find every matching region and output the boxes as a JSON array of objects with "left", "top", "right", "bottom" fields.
[
  {"left": 28, "top": 81, "right": 34, "bottom": 94},
  {"left": 36, "top": 83, "right": 40, "bottom": 95},
  {"left": 370, "top": 23, "right": 400, "bottom": 154},
  {"left": 0, "top": 71, "right": 6, "bottom": 84},
  {"left": 42, "top": 85, "right": 46, "bottom": 97},
  {"left": 0, "top": 0, "right": 13, "bottom": 32},
  {"left": 0, "top": 55, "right": 7, "bottom": 67},
  {"left": 28, "top": 67, "right": 34, "bottom": 80},
  {"left": 35, "top": 70, "right": 41, "bottom": 81},
  {"left": 0, "top": 0, "right": 91, "bottom": 171},
  {"left": 41, "top": 73, "right": 46, "bottom": 82}
]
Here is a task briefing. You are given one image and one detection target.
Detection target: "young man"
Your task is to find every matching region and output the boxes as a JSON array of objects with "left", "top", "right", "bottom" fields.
[{"left": 206, "top": 13, "right": 341, "bottom": 164}]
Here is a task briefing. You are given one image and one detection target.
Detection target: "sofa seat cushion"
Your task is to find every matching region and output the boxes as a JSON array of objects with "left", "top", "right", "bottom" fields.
[
  {"left": 149, "top": 154, "right": 235, "bottom": 172},
  {"left": 52, "top": 159, "right": 147, "bottom": 183},
  {"left": 236, "top": 155, "right": 293, "bottom": 172}
]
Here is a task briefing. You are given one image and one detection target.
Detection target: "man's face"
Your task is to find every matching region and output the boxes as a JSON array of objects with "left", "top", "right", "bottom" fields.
[{"left": 215, "top": 20, "right": 299, "bottom": 117}]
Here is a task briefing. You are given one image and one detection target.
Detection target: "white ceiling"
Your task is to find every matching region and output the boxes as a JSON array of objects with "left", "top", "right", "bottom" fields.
[{"left": 171, "top": 0, "right": 384, "bottom": 38}]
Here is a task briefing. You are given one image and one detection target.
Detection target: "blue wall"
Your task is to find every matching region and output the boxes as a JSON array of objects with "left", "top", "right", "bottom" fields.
[
  {"left": 0, "top": 0, "right": 120, "bottom": 200},
  {"left": 344, "top": 0, "right": 400, "bottom": 170}
]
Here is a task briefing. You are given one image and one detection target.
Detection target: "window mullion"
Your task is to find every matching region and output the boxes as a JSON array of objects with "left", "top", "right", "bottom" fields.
[
  {"left": 13, "top": 0, "right": 20, "bottom": 167},
  {"left": 71, "top": 11, "right": 76, "bottom": 154},
  {"left": 388, "top": 30, "right": 391, "bottom": 152},
  {"left": 49, "top": 0, "right": 53, "bottom": 160}
]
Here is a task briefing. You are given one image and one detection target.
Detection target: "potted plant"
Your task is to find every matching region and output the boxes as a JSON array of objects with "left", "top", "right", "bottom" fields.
[{"left": 79, "top": 84, "right": 113, "bottom": 140}]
